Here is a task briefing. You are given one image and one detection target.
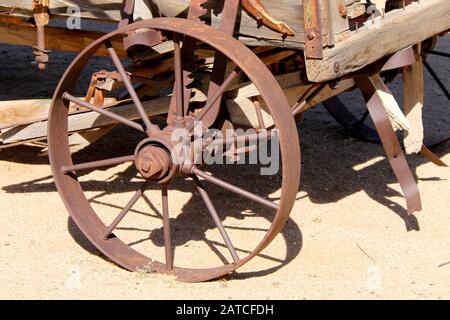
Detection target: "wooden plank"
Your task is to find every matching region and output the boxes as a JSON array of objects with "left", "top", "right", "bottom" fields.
[
  {"left": 327, "top": 0, "right": 348, "bottom": 36},
  {"left": 305, "top": 0, "right": 450, "bottom": 82},
  {"left": 403, "top": 44, "right": 424, "bottom": 154},
  {"left": 0, "top": 97, "right": 119, "bottom": 130},
  {"left": 0, "top": 99, "right": 51, "bottom": 128},
  {"left": 0, "top": 14, "right": 126, "bottom": 55},
  {"left": 0, "top": 0, "right": 123, "bottom": 21},
  {"left": 1, "top": 96, "right": 171, "bottom": 143}
]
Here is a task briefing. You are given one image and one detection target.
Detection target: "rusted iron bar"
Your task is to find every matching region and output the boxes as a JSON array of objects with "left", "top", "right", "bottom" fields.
[
  {"left": 303, "top": 0, "right": 323, "bottom": 59},
  {"left": 105, "top": 41, "right": 160, "bottom": 135},
  {"left": 194, "top": 176, "right": 240, "bottom": 264},
  {"left": 62, "top": 93, "right": 145, "bottom": 132},
  {"left": 187, "top": 69, "right": 240, "bottom": 132},
  {"left": 61, "top": 155, "right": 135, "bottom": 174},
  {"left": 192, "top": 167, "right": 279, "bottom": 211},
  {"left": 104, "top": 182, "right": 149, "bottom": 239}
]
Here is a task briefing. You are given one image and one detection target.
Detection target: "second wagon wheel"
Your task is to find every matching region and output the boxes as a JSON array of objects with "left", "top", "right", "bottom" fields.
[{"left": 48, "top": 18, "right": 300, "bottom": 282}]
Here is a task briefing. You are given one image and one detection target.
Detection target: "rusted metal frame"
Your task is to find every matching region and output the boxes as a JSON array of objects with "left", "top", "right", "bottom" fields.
[
  {"left": 356, "top": 75, "right": 422, "bottom": 215},
  {"left": 303, "top": 0, "right": 324, "bottom": 59},
  {"left": 202, "top": 0, "right": 241, "bottom": 128},
  {"left": 32, "top": 0, "right": 50, "bottom": 70}
]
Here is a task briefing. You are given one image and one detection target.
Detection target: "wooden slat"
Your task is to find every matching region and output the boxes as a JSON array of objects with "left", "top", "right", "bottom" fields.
[
  {"left": 403, "top": 44, "right": 424, "bottom": 154},
  {"left": 305, "top": 0, "right": 450, "bottom": 82},
  {"left": 0, "top": 14, "right": 126, "bottom": 55},
  {"left": 1, "top": 96, "right": 171, "bottom": 143},
  {"left": 0, "top": 0, "right": 123, "bottom": 21}
]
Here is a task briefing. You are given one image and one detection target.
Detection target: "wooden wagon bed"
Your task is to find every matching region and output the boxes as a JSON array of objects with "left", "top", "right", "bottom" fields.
[
  {"left": 0, "top": 0, "right": 307, "bottom": 48},
  {"left": 1, "top": 0, "right": 449, "bottom": 82}
]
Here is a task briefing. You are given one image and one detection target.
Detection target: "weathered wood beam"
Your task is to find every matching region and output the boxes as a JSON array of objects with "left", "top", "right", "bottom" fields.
[
  {"left": 0, "top": 14, "right": 125, "bottom": 56},
  {"left": 0, "top": 0, "right": 123, "bottom": 21},
  {"left": 1, "top": 96, "right": 171, "bottom": 144},
  {"left": 1, "top": 69, "right": 306, "bottom": 143},
  {"left": 403, "top": 44, "right": 424, "bottom": 154},
  {"left": 305, "top": 0, "right": 450, "bottom": 82}
]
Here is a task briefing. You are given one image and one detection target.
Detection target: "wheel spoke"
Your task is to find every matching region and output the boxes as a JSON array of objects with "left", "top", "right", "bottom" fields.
[
  {"left": 186, "top": 68, "right": 239, "bottom": 131},
  {"left": 62, "top": 93, "right": 144, "bottom": 132},
  {"left": 292, "top": 83, "right": 325, "bottom": 116},
  {"left": 62, "top": 155, "right": 135, "bottom": 173},
  {"left": 203, "top": 130, "right": 276, "bottom": 149},
  {"left": 424, "top": 60, "right": 450, "bottom": 101},
  {"left": 103, "top": 181, "right": 148, "bottom": 239},
  {"left": 253, "top": 98, "right": 266, "bottom": 130},
  {"left": 161, "top": 186, "right": 173, "bottom": 272},
  {"left": 192, "top": 167, "right": 278, "bottom": 211},
  {"left": 105, "top": 41, "right": 160, "bottom": 134},
  {"left": 426, "top": 50, "right": 450, "bottom": 58},
  {"left": 173, "top": 34, "right": 184, "bottom": 120},
  {"left": 193, "top": 177, "right": 240, "bottom": 264},
  {"left": 354, "top": 110, "right": 370, "bottom": 128}
]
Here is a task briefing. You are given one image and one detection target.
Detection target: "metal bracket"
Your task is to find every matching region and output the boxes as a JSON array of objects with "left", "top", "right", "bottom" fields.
[{"left": 303, "top": 0, "right": 324, "bottom": 59}]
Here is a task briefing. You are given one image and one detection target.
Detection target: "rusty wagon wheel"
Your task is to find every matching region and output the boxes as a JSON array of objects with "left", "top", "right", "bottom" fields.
[
  {"left": 48, "top": 18, "right": 300, "bottom": 282},
  {"left": 323, "top": 37, "right": 449, "bottom": 147}
]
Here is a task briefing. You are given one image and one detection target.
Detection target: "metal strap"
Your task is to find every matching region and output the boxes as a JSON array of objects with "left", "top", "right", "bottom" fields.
[{"left": 357, "top": 75, "right": 422, "bottom": 215}]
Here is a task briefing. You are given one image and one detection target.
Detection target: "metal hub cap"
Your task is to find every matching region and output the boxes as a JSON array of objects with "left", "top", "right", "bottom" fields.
[{"left": 135, "top": 145, "right": 171, "bottom": 180}]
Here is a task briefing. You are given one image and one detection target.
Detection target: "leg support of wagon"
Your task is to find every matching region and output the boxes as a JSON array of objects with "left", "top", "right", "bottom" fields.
[{"left": 356, "top": 74, "right": 422, "bottom": 215}]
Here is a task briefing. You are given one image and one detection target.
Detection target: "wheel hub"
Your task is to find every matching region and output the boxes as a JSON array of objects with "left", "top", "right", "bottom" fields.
[{"left": 135, "top": 145, "right": 171, "bottom": 180}]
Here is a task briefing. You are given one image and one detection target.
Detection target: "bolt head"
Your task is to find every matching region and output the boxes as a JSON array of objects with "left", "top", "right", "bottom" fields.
[
  {"left": 307, "top": 31, "right": 316, "bottom": 40},
  {"left": 334, "top": 62, "right": 340, "bottom": 73}
]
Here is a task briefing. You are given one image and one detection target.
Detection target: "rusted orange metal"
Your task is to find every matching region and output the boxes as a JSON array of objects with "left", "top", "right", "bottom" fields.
[{"left": 303, "top": 0, "right": 323, "bottom": 59}]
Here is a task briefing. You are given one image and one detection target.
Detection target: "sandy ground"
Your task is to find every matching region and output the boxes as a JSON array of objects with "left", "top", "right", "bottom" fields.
[{"left": 0, "top": 35, "right": 449, "bottom": 300}]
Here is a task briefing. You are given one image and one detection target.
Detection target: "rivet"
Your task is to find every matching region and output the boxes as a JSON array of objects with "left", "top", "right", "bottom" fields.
[
  {"left": 334, "top": 62, "right": 340, "bottom": 73},
  {"left": 307, "top": 31, "right": 316, "bottom": 40}
]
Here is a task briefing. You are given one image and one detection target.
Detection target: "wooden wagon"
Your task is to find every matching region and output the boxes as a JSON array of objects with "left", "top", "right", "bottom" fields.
[{"left": 0, "top": 0, "right": 449, "bottom": 282}]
